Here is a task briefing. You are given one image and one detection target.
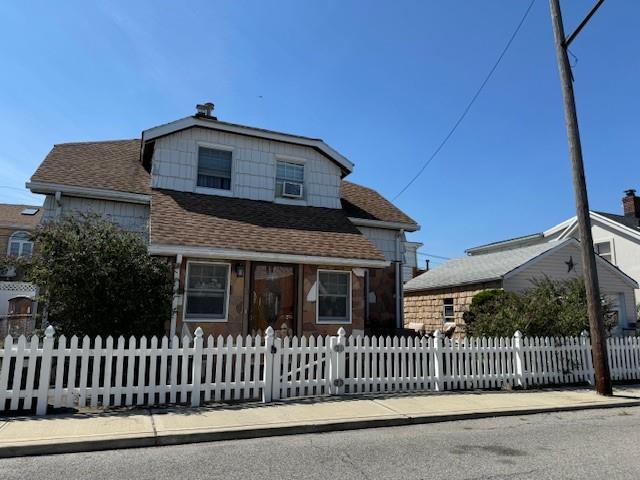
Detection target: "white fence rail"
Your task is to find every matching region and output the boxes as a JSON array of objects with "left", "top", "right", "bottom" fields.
[{"left": 1, "top": 326, "right": 640, "bottom": 415}]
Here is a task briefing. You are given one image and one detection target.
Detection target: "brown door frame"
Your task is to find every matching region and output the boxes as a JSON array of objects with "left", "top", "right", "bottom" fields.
[{"left": 248, "top": 261, "right": 299, "bottom": 335}]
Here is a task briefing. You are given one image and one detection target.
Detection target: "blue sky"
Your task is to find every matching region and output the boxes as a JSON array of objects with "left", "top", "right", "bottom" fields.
[{"left": 1, "top": 1, "right": 638, "bottom": 266}]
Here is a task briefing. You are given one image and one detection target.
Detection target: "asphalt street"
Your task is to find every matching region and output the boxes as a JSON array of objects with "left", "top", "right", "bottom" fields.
[{"left": 2, "top": 407, "right": 639, "bottom": 479}]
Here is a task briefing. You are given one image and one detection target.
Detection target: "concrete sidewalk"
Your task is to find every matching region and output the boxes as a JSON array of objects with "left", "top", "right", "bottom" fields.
[{"left": 2, "top": 385, "right": 640, "bottom": 458}]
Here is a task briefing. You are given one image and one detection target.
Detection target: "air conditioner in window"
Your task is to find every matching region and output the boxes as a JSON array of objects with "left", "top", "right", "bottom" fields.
[{"left": 282, "top": 181, "right": 303, "bottom": 199}]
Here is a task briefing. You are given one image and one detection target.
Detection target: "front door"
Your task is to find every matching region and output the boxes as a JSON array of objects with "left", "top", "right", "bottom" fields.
[{"left": 249, "top": 263, "right": 297, "bottom": 335}]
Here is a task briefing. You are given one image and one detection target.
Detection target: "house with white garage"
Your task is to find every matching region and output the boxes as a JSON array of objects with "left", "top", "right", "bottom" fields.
[
  {"left": 404, "top": 238, "right": 638, "bottom": 336},
  {"left": 27, "top": 103, "right": 420, "bottom": 338}
]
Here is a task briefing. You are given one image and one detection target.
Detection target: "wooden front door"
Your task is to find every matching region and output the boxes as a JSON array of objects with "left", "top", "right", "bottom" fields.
[{"left": 249, "top": 263, "right": 297, "bottom": 335}]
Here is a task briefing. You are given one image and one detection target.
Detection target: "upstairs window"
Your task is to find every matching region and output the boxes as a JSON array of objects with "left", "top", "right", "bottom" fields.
[
  {"left": 276, "top": 161, "right": 304, "bottom": 199},
  {"left": 443, "top": 298, "right": 454, "bottom": 323},
  {"left": 317, "top": 270, "right": 351, "bottom": 324},
  {"left": 8, "top": 231, "right": 33, "bottom": 258},
  {"left": 595, "top": 241, "right": 613, "bottom": 263},
  {"left": 197, "top": 147, "right": 232, "bottom": 190},
  {"left": 184, "top": 262, "right": 230, "bottom": 321}
]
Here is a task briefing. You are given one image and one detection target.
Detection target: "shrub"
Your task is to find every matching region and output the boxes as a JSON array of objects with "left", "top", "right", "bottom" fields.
[
  {"left": 27, "top": 215, "right": 173, "bottom": 338},
  {"left": 463, "top": 278, "right": 614, "bottom": 338}
]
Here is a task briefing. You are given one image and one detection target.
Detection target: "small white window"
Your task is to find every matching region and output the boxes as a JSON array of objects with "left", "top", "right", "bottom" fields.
[
  {"left": 8, "top": 231, "right": 33, "bottom": 258},
  {"left": 276, "top": 161, "right": 304, "bottom": 198},
  {"left": 443, "top": 298, "right": 455, "bottom": 323},
  {"left": 184, "top": 262, "right": 230, "bottom": 321},
  {"left": 317, "top": 270, "right": 351, "bottom": 324},
  {"left": 197, "top": 147, "right": 232, "bottom": 190},
  {"left": 595, "top": 241, "right": 613, "bottom": 263}
]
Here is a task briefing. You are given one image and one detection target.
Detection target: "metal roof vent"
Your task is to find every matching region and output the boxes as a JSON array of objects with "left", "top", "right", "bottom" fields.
[{"left": 195, "top": 102, "right": 216, "bottom": 119}]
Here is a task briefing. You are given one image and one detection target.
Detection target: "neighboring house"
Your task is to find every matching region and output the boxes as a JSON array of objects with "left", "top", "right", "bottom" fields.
[
  {"left": 27, "top": 105, "right": 420, "bottom": 338},
  {"left": 404, "top": 238, "right": 638, "bottom": 336},
  {"left": 0, "top": 203, "right": 42, "bottom": 336},
  {"left": 466, "top": 189, "right": 640, "bottom": 304}
]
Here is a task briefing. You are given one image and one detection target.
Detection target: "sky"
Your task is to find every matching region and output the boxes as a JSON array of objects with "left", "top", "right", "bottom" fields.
[{"left": 1, "top": 0, "right": 638, "bottom": 267}]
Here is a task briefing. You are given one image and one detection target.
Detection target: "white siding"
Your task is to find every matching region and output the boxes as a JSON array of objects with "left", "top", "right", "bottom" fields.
[
  {"left": 151, "top": 127, "right": 342, "bottom": 208},
  {"left": 42, "top": 195, "right": 149, "bottom": 238},
  {"left": 590, "top": 220, "right": 640, "bottom": 304},
  {"left": 403, "top": 242, "right": 420, "bottom": 283},
  {"left": 503, "top": 241, "right": 637, "bottom": 328},
  {"left": 357, "top": 227, "right": 402, "bottom": 262}
]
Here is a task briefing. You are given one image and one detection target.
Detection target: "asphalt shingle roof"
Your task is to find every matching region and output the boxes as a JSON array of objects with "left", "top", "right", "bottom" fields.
[
  {"left": 404, "top": 241, "right": 561, "bottom": 292},
  {"left": 595, "top": 211, "right": 640, "bottom": 232},
  {"left": 341, "top": 181, "right": 417, "bottom": 226},
  {"left": 151, "top": 189, "right": 386, "bottom": 261},
  {"left": 0, "top": 204, "right": 43, "bottom": 229},
  {"left": 31, "top": 140, "right": 150, "bottom": 195}
]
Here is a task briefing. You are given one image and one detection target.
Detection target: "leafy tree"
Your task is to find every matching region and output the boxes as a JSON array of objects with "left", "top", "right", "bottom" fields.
[
  {"left": 463, "top": 278, "right": 614, "bottom": 338},
  {"left": 27, "top": 215, "right": 173, "bottom": 338}
]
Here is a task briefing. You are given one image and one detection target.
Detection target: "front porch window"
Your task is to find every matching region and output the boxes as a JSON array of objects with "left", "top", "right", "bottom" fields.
[
  {"left": 184, "top": 262, "right": 230, "bottom": 321},
  {"left": 317, "top": 270, "right": 351, "bottom": 324}
]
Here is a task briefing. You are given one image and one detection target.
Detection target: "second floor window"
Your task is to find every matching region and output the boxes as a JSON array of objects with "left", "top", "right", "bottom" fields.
[
  {"left": 595, "top": 241, "right": 613, "bottom": 263},
  {"left": 276, "top": 161, "right": 304, "bottom": 199},
  {"left": 8, "top": 231, "right": 33, "bottom": 258},
  {"left": 197, "top": 147, "right": 232, "bottom": 190}
]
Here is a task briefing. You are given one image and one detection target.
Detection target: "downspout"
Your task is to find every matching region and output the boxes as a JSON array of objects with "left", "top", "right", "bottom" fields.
[
  {"left": 395, "top": 229, "right": 405, "bottom": 330},
  {"left": 169, "top": 254, "right": 183, "bottom": 339},
  {"left": 54, "top": 191, "right": 62, "bottom": 218}
]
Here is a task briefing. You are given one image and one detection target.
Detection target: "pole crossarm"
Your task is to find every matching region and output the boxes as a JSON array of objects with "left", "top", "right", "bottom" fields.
[{"left": 565, "top": 0, "right": 605, "bottom": 47}]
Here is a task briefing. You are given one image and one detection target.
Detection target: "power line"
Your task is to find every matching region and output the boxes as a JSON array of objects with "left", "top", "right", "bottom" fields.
[
  {"left": 416, "top": 251, "right": 451, "bottom": 260},
  {"left": 392, "top": 0, "right": 537, "bottom": 201}
]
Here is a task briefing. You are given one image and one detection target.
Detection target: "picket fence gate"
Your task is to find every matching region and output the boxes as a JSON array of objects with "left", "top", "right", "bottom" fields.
[{"left": 2, "top": 326, "right": 640, "bottom": 416}]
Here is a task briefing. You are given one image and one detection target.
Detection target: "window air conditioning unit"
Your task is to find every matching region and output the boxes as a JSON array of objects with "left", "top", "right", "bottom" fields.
[{"left": 282, "top": 181, "right": 303, "bottom": 199}]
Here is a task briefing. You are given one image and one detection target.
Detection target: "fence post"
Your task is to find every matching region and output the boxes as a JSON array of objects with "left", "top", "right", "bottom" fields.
[
  {"left": 432, "top": 330, "right": 444, "bottom": 391},
  {"left": 262, "top": 326, "right": 275, "bottom": 403},
  {"left": 513, "top": 330, "right": 525, "bottom": 389},
  {"left": 191, "top": 327, "right": 203, "bottom": 407},
  {"left": 36, "top": 325, "right": 55, "bottom": 415},
  {"left": 330, "top": 328, "right": 346, "bottom": 395},
  {"left": 581, "top": 330, "right": 594, "bottom": 386}
]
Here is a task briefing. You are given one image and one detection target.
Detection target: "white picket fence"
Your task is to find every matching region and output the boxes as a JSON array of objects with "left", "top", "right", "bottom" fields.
[{"left": 1, "top": 326, "right": 640, "bottom": 415}]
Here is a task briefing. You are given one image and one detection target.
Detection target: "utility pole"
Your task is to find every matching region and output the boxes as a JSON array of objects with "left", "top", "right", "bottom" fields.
[{"left": 548, "top": 0, "right": 612, "bottom": 395}]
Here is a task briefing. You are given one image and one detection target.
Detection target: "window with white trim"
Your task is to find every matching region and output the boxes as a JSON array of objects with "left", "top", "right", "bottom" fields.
[
  {"left": 275, "top": 160, "right": 304, "bottom": 198},
  {"left": 197, "top": 147, "right": 232, "bottom": 190},
  {"left": 184, "top": 262, "right": 230, "bottom": 321},
  {"left": 443, "top": 298, "right": 454, "bottom": 323},
  {"left": 8, "top": 231, "right": 33, "bottom": 258},
  {"left": 317, "top": 270, "right": 351, "bottom": 323},
  {"left": 594, "top": 241, "right": 613, "bottom": 263}
]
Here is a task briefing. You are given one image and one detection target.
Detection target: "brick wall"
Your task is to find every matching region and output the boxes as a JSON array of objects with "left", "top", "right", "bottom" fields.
[{"left": 403, "top": 281, "right": 502, "bottom": 335}]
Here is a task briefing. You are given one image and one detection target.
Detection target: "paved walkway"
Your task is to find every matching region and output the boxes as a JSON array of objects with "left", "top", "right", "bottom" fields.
[{"left": 1, "top": 385, "right": 640, "bottom": 458}]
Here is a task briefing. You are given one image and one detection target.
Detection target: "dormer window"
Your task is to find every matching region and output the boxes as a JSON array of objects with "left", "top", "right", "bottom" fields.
[
  {"left": 276, "top": 160, "right": 304, "bottom": 199},
  {"left": 197, "top": 147, "right": 232, "bottom": 190}
]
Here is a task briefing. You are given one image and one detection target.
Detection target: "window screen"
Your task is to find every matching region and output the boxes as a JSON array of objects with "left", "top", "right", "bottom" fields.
[{"left": 197, "top": 147, "right": 232, "bottom": 190}]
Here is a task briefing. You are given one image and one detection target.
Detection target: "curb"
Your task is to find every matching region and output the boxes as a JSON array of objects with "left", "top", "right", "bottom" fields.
[{"left": 2, "top": 400, "right": 639, "bottom": 458}]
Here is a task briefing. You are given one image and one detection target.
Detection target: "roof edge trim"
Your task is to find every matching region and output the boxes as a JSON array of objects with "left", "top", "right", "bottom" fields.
[
  {"left": 148, "top": 243, "right": 390, "bottom": 268},
  {"left": 348, "top": 217, "right": 420, "bottom": 232},
  {"left": 26, "top": 181, "right": 151, "bottom": 205}
]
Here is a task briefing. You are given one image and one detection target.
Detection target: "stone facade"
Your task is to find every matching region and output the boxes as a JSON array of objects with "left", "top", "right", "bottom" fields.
[
  {"left": 173, "top": 258, "right": 366, "bottom": 338},
  {"left": 403, "top": 281, "right": 502, "bottom": 335}
]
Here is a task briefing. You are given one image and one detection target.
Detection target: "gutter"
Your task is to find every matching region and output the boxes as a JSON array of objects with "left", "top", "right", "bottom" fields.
[
  {"left": 348, "top": 217, "right": 420, "bottom": 233},
  {"left": 148, "top": 244, "right": 390, "bottom": 269},
  {"left": 26, "top": 181, "right": 151, "bottom": 205}
]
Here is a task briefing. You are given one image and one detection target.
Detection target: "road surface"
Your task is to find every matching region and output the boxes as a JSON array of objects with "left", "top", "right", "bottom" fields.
[{"left": 2, "top": 406, "right": 639, "bottom": 479}]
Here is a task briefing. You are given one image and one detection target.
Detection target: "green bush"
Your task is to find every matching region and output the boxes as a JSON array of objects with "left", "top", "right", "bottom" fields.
[
  {"left": 462, "top": 278, "right": 614, "bottom": 338},
  {"left": 27, "top": 215, "right": 173, "bottom": 338}
]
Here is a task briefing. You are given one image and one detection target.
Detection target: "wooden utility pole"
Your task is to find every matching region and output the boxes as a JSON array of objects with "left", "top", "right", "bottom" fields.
[{"left": 548, "top": 0, "right": 612, "bottom": 395}]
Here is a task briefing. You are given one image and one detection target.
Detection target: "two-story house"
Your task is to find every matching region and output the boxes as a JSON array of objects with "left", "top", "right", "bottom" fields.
[
  {"left": 27, "top": 105, "right": 419, "bottom": 338},
  {"left": 0, "top": 203, "right": 42, "bottom": 335}
]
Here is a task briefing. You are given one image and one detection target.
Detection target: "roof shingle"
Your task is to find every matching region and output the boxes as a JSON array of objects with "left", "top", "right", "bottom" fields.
[
  {"left": 0, "top": 204, "right": 43, "bottom": 229},
  {"left": 341, "top": 181, "right": 417, "bottom": 226},
  {"left": 31, "top": 140, "right": 150, "bottom": 195},
  {"left": 151, "top": 189, "right": 386, "bottom": 261}
]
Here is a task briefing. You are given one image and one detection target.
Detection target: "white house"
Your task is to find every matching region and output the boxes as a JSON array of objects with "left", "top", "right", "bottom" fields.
[{"left": 466, "top": 190, "right": 640, "bottom": 304}]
